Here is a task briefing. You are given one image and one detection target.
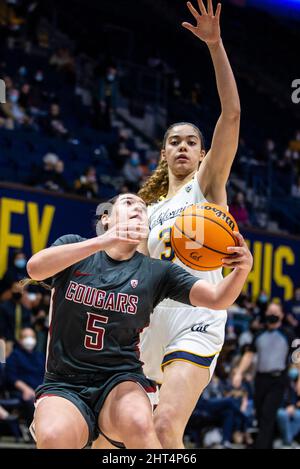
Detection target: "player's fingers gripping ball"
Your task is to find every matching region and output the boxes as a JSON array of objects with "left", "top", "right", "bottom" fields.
[{"left": 171, "top": 203, "right": 239, "bottom": 271}]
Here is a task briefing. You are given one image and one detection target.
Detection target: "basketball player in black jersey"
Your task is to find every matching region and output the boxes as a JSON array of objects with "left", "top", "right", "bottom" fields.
[{"left": 27, "top": 193, "right": 252, "bottom": 449}]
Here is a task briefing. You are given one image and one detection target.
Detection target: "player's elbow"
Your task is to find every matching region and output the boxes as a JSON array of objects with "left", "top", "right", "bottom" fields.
[
  {"left": 191, "top": 285, "right": 226, "bottom": 310},
  {"left": 197, "top": 294, "right": 231, "bottom": 311},
  {"left": 26, "top": 257, "right": 45, "bottom": 281},
  {"left": 222, "top": 107, "right": 241, "bottom": 122},
  {"left": 209, "top": 299, "right": 230, "bottom": 310}
]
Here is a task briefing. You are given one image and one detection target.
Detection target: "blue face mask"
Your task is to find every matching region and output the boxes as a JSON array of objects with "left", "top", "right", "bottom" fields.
[
  {"left": 259, "top": 294, "right": 268, "bottom": 303},
  {"left": 10, "top": 94, "right": 19, "bottom": 103},
  {"left": 19, "top": 66, "right": 27, "bottom": 76},
  {"left": 288, "top": 368, "right": 299, "bottom": 381},
  {"left": 14, "top": 258, "right": 26, "bottom": 269}
]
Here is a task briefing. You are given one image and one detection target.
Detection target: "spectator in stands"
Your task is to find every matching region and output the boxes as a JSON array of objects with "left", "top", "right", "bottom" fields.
[
  {"left": 237, "top": 292, "right": 256, "bottom": 313},
  {"left": 34, "top": 69, "right": 45, "bottom": 85},
  {"left": 0, "top": 282, "right": 32, "bottom": 356},
  {"left": 190, "top": 375, "right": 250, "bottom": 448},
  {"left": 263, "top": 139, "right": 278, "bottom": 162},
  {"left": 0, "top": 250, "right": 28, "bottom": 301},
  {"left": 42, "top": 103, "right": 69, "bottom": 139},
  {"left": 29, "top": 153, "right": 69, "bottom": 192},
  {"left": 122, "top": 152, "right": 143, "bottom": 192},
  {"left": 31, "top": 307, "right": 49, "bottom": 355},
  {"left": 18, "top": 65, "right": 28, "bottom": 82},
  {"left": 225, "top": 370, "right": 254, "bottom": 446},
  {"left": 50, "top": 47, "right": 75, "bottom": 83},
  {"left": 229, "top": 192, "right": 250, "bottom": 227},
  {"left": 250, "top": 289, "right": 270, "bottom": 330},
  {"left": 3, "top": 75, "right": 13, "bottom": 94},
  {"left": 20, "top": 79, "right": 46, "bottom": 117},
  {"left": 277, "top": 365, "right": 300, "bottom": 448},
  {"left": 226, "top": 300, "right": 252, "bottom": 337},
  {"left": 0, "top": 88, "right": 32, "bottom": 128},
  {"left": 97, "top": 65, "right": 119, "bottom": 130},
  {"left": 5, "top": 327, "right": 45, "bottom": 427},
  {"left": 54, "top": 159, "right": 69, "bottom": 189},
  {"left": 74, "top": 166, "right": 99, "bottom": 199},
  {"left": 18, "top": 83, "right": 32, "bottom": 110},
  {"left": 233, "top": 302, "right": 299, "bottom": 448},
  {"left": 108, "top": 128, "right": 131, "bottom": 170}
]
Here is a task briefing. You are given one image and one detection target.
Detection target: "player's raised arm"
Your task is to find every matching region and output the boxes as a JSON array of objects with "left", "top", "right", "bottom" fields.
[
  {"left": 182, "top": 0, "right": 240, "bottom": 206},
  {"left": 27, "top": 222, "right": 148, "bottom": 281},
  {"left": 189, "top": 232, "right": 252, "bottom": 309}
]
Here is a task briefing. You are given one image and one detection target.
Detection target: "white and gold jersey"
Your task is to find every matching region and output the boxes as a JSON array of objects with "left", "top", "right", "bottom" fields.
[
  {"left": 147, "top": 177, "right": 223, "bottom": 307},
  {"left": 140, "top": 176, "right": 227, "bottom": 383}
]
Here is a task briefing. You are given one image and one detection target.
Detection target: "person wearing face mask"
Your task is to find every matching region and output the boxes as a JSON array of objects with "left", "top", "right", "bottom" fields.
[
  {"left": 250, "top": 289, "right": 270, "bottom": 332},
  {"left": 74, "top": 166, "right": 99, "bottom": 199},
  {"left": 0, "top": 282, "right": 32, "bottom": 355},
  {"left": 276, "top": 366, "right": 300, "bottom": 448},
  {"left": 122, "top": 152, "right": 143, "bottom": 192},
  {"left": 98, "top": 66, "right": 119, "bottom": 131},
  {"left": 5, "top": 328, "right": 45, "bottom": 428},
  {"left": 1, "top": 88, "right": 31, "bottom": 126},
  {"left": 0, "top": 251, "right": 28, "bottom": 301},
  {"left": 233, "top": 302, "right": 300, "bottom": 449}
]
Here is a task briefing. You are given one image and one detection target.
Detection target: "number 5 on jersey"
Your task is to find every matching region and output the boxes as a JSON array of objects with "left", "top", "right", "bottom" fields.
[
  {"left": 84, "top": 312, "right": 108, "bottom": 350},
  {"left": 159, "top": 227, "right": 176, "bottom": 262}
]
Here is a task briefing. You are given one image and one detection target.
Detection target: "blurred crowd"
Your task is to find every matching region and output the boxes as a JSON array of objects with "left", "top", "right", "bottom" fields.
[
  {"left": 0, "top": 0, "right": 299, "bottom": 233},
  {"left": 185, "top": 290, "right": 300, "bottom": 449},
  {"left": 1, "top": 46, "right": 299, "bottom": 223},
  {"left": 0, "top": 249, "right": 48, "bottom": 441}
]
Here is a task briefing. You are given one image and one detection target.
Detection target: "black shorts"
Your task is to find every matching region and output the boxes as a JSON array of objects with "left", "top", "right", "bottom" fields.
[{"left": 32, "top": 371, "right": 157, "bottom": 447}]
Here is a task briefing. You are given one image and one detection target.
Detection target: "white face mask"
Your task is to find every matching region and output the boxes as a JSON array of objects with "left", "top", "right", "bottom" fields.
[{"left": 21, "top": 337, "right": 36, "bottom": 351}]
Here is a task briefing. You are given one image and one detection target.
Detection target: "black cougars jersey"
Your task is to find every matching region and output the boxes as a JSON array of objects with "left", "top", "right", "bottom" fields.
[{"left": 46, "top": 234, "right": 199, "bottom": 376}]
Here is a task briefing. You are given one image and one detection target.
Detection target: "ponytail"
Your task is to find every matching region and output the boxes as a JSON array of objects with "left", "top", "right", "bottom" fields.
[
  {"left": 138, "top": 157, "right": 169, "bottom": 205},
  {"left": 19, "top": 278, "right": 52, "bottom": 291}
]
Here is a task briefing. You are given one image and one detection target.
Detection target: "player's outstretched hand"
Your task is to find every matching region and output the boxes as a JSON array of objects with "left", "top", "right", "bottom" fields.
[
  {"left": 221, "top": 231, "right": 253, "bottom": 271},
  {"left": 182, "top": 0, "right": 221, "bottom": 45},
  {"left": 99, "top": 221, "right": 149, "bottom": 248}
]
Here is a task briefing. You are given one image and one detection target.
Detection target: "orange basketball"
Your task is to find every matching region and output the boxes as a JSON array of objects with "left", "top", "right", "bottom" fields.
[{"left": 171, "top": 203, "right": 239, "bottom": 271}]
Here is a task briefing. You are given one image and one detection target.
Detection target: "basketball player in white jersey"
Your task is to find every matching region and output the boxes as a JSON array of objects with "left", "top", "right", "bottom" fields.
[
  {"left": 92, "top": 0, "right": 241, "bottom": 449},
  {"left": 137, "top": 0, "right": 241, "bottom": 449}
]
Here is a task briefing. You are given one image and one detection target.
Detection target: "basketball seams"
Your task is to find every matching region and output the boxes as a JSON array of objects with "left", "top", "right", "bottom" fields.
[
  {"left": 173, "top": 222, "right": 230, "bottom": 256},
  {"left": 170, "top": 204, "right": 239, "bottom": 271}
]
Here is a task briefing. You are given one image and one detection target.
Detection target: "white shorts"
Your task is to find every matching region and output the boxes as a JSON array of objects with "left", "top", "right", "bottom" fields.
[{"left": 140, "top": 304, "right": 227, "bottom": 383}]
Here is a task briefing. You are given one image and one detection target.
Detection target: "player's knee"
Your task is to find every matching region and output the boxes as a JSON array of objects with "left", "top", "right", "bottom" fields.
[
  {"left": 36, "top": 424, "right": 80, "bottom": 449},
  {"left": 36, "top": 425, "right": 61, "bottom": 448},
  {"left": 122, "top": 413, "right": 154, "bottom": 439},
  {"left": 154, "top": 407, "right": 181, "bottom": 439}
]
